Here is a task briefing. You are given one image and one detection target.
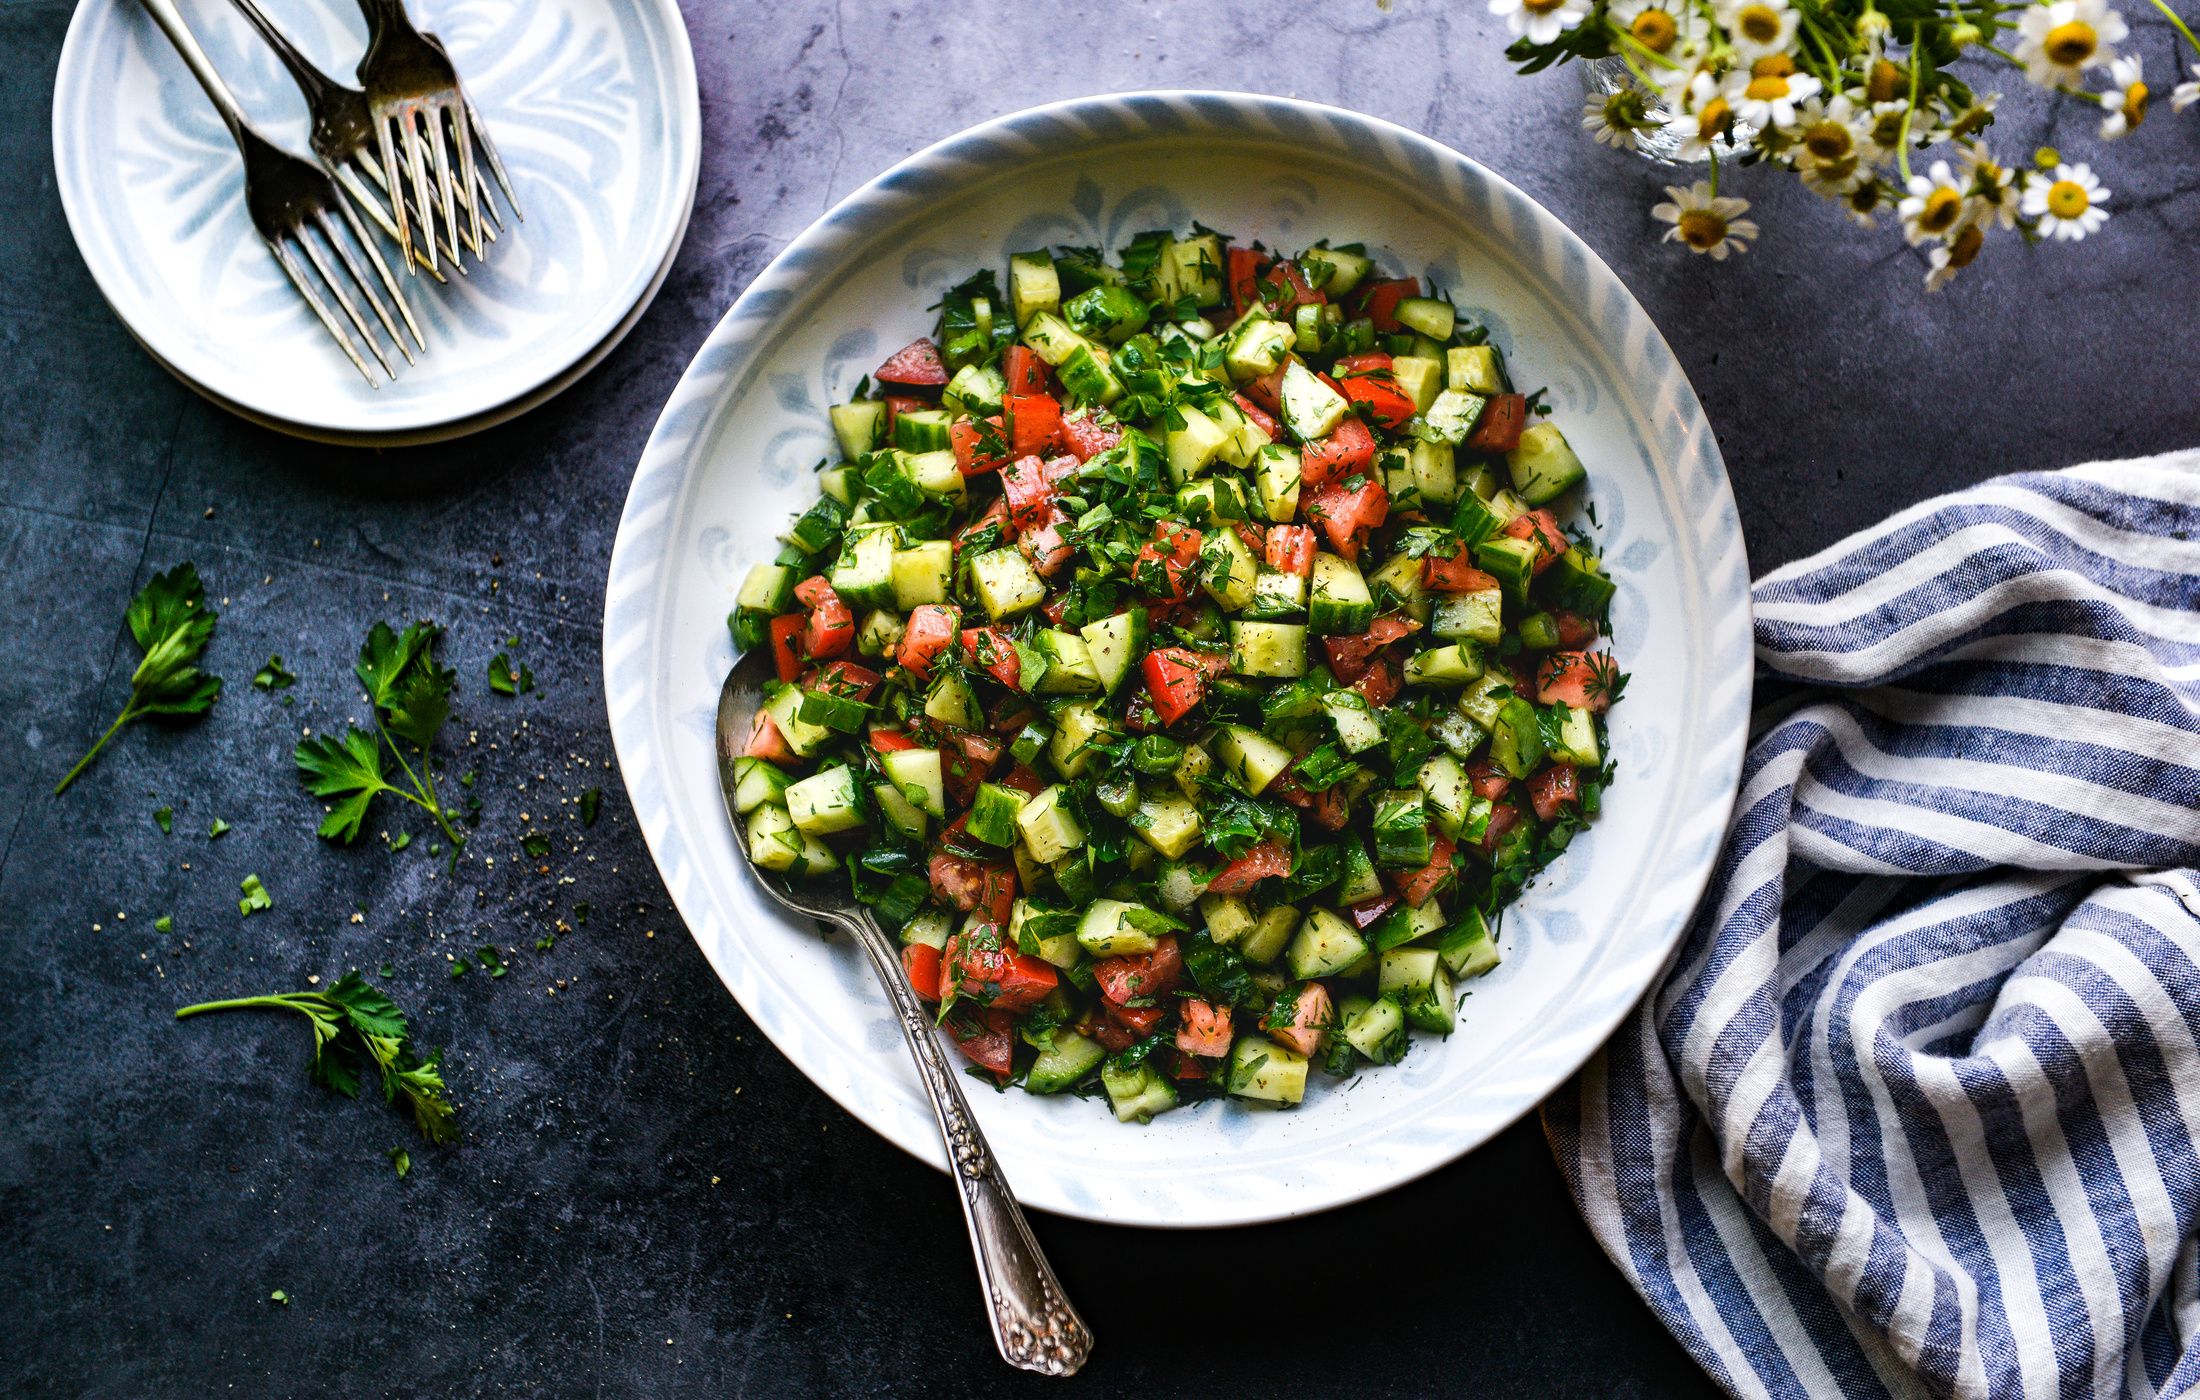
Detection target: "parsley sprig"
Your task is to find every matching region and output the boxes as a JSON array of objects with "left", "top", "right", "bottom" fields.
[
  {"left": 54, "top": 563, "right": 223, "bottom": 794},
  {"left": 175, "top": 972, "right": 457, "bottom": 1144},
  {"left": 294, "top": 621, "right": 465, "bottom": 849}
]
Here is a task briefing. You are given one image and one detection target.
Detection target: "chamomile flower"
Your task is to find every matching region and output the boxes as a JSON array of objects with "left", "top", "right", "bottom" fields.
[
  {"left": 1899, "top": 160, "right": 1967, "bottom": 244},
  {"left": 1958, "top": 142, "right": 2020, "bottom": 229},
  {"left": 1786, "top": 93, "right": 1875, "bottom": 194},
  {"left": 1666, "top": 70, "right": 1745, "bottom": 157},
  {"left": 1609, "top": 0, "right": 1709, "bottom": 57},
  {"left": 1716, "top": 0, "right": 1799, "bottom": 61},
  {"left": 2013, "top": 0, "right": 2127, "bottom": 88},
  {"left": 1583, "top": 90, "right": 1663, "bottom": 149},
  {"left": 2174, "top": 62, "right": 2200, "bottom": 112},
  {"left": 1489, "top": 0, "right": 1592, "bottom": 46},
  {"left": 2098, "top": 56, "right": 2149, "bottom": 137},
  {"left": 1652, "top": 181, "right": 1760, "bottom": 259},
  {"left": 1730, "top": 55, "right": 1823, "bottom": 131},
  {"left": 1924, "top": 223, "right": 1986, "bottom": 291},
  {"left": 2022, "top": 162, "right": 2110, "bottom": 240},
  {"left": 1843, "top": 181, "right": 1889, "bottom": 227}
]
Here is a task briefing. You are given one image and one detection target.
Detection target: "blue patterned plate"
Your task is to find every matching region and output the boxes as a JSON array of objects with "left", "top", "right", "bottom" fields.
[
  {"left": 605, "top": 93, "right": 1754, "bottom": 1228},
  {"left": 53, "top": 0, "right": 698, "bottom": 444}
]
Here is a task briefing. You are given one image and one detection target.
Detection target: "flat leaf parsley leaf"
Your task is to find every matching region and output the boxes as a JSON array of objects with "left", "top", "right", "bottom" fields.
[
  {"left": 54, "top": 563, "right": 223, "bottom": 794},
  {"left": 295, "top": 622, "right": 465, "bottom": 851},
  {"left": 174, "top": 971, "right": 458, "bottom": 1145}
]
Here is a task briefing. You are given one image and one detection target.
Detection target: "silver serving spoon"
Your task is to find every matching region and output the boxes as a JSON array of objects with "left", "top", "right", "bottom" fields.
[{"left": 713, "top": 647, "right": 1094, "bottom": 1377}]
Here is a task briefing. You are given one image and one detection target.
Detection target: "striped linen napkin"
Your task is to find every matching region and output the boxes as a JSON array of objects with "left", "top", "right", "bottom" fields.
[{"left": 1545, "top": 451, "right": 2200, "bottom": 1399}]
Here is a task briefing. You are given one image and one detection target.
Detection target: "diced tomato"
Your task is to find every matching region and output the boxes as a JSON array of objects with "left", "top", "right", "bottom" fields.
[
  {"left": 1264, "top": 525, "right": 1318, "bottom": 578},
  {"left": 1058, "top": 412, "right": 1123, "bottom": 463},
  {"left": 1332, "top": 351, "right": 1393, "bottom": 375},
  {"left": 997, "top": 763, "right": 1046, "bottom": 796},
  {"left": 1254, "top": 260, "right": 1325, "bottom": 314},
  {"left": 1538, "top": 650, "right": 1618, "bottom": 713},
  {"left": 1476, "top": 800, "right": 1525, "bottom": 857},
  {"left": 1041, "top": 595, "right": 1071, "bottom": 626},
  {"left": 793, "top": 576, "right": 854, "bottom": 660},
  {"left": 868, "top": 726, "right": 919, "bottom": 753},
  {"left": 875, "top": 337, "right": 949, "bottom": 386},
  {"left": 1019, "top": 505, "right": 1075, "bottom": 578},
  {"left": 1142, "top": 648, "right": 1213, "bottom": 725},
  {"left": 1299, "top": 417, "right": 1377, "bottom": 491},
  {"left": 1227, "top": 246, "right": 1267, "bottom": 318},
  {"left": 896, "top": 603, "right": 959, "bottom": 678},
  {"left": 1232, "top": 392, "right": 1281, "bottom": 441},
  {"left": 813, "top": 660, "right": 879, "bottom": 701},
  {"left": 950, "top": 417, "right": 1009, "bottom": 476},
  {"left": 1359, "top": 278, "right": 1420, "bottom": 333},
  {"left": 944, "top": 928, "right": 1058, "bottom": 1012},
  {"left": 1397, "top": 834, "right": 1457, "bottom": 908},
  {"left": 999, "top": 454, "right": 1057, "bottom": 537},
  {"left": 1042, "top": 453, "right": 1081, "bottom": 489},
  {"left": 1352, "top": 657, "right": 1401, "bottom": 708},
  {"left": 1176, "top": 999, "right": 1233, "bottom": 1058},
  {"left": 1003, "top": 393, "right": 1063, "bottom": 458},
  {"left": 767, "top": 613, "right": 805, "bottom": 683},
  {"left": 1094, "top": 935, "right": 1183, "bottom": 1006},
  {"left": 882, "top": 394, "right": 929, "bottom": 430},
  {"left": 1206, "top": 838, "right": 1290, "bottom": 895},
  {"left": 948, "top": 1008, "right": 1015, "bottom": 1078},
  {"left": 1269, "top": 983, "right": 1333, "bottom": 1058},
  {"left": 1345, "top": 894, "right": 1398, "bottom": 931},
  {"left": 1242, "top": 364, "right": 1288, "bottom": 416},
  {"left": 1503, "top": 509, "right": 1568, "bottom": 573},
  {"left": 1466, "top": 393, "right": 1527, "bottom": 454},
  {"left": 1337, "top": 365, "right": 1417, "bottom": 430},
  {"left": 955, "top": 498, "right": 1010, "bottom": 556},
  {"left": 901, "top": 943, "right": 943, "bottom": 1002},
  {"left": 1422, "top": 542, "right": 1501, "bottom": 594},
  {"left": 744, "top": 711, "right": 794, "bottom": 765},
  {"left": 1232, "top": 519, "right": 1268, "bottom": 557},
  {"left": 1106, "top": 1000, "right": 1169, "bottom": 1037},
  {"left": 1554, "top": 611, "right": 1601, "bottom": 648},
  {"left": 1304, "top": 784, "right": 1350, "bottom": 831},
  {"left": 960, "top": 627, "right": 1022, "bottom": 690},
  {"left": 1305, "top": 474, "right": 1389, "bottom": 560},
  {"left": 1466, "top": 757, "right": 1513, "bottom": 800},
  {"left": 1121, "top": 688, "right": 1160, "bottom": 735},
  {"left": 1528, "top": 765, "right": 1581, "bottom": 822},
  {"left": 1134, "top": 521, "right": 1203, "bottom": 601},
  {"left": 1080, "top": 1011, "right": 1138, "bottom": 1054},
  {"left": 929, "top": 850, "right": 1014, "bottom": 922},
  {"left": 1001, "top": 346, "right": 1048, "bottom": 395},
  {"left": 1169, "top": 1049, "right": 1219, "bottom": 1081},
  {"left": 1321, "top": 614, "right": 1419, "bottom": 683}
]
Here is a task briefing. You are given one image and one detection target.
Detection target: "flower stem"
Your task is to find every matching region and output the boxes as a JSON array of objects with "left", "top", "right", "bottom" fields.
[
  {"left": 1896, "top": 32, "right": 1923, "bottom": 183},
  {"left": 53, "top": 705, "right": 137, "bottom": 795},
  {"left": 2147, "top": 0, "right": 2200, "bottom": 55}
]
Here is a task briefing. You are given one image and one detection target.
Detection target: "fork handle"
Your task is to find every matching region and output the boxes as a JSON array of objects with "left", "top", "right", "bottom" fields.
[
  {"left": 828, "top": 905, "right": 1095, "bottom": 1377},
  {"left": 134, "top": 0, "right": 251, "bottom": 145},
  {"left": 350, "top": 0, "right": 410, "bottom": 49},
  {"left": 222, "top": 0, "right": 339, "bottom": 107}
]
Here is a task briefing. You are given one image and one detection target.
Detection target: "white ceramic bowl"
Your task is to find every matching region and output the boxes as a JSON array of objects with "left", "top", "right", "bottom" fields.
[{"left": 604, "top": 92, "right": 1753, "bottom": 1228}]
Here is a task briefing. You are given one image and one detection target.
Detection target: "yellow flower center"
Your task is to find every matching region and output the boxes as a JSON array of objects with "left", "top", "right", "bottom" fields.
[
  {"left": 2044, "top": 20, "right": 2096, "bottom": 67},
  {"left": 1696, "top": 96, "right": 1734, "bottom": 138},
  {"left": 1803, "top": 121, "right": 1854, "bottom": 161},
  {"left": 1918, "top": 187, "right": 1963, "bottom": 233},
  {"left": 1524, "top": 0, "right": 1569, "bottom": 15},
  {"left": 1849, "top": 183, "right": 1884, "bottom": 214},
  {"left": 1871, "top": 109, "right": 1907, "bottom": 147},
  {"left": 1677, "top": 208, "right": 1730, "bottom": 250},
  {"left": 1867, "top": 58, "right": 1904, "bottom": 103},
  {"left": 1630, "top": 8, "right": 1679, "bottom": 51},
  {"left": 1745, "top": 73, "right": 1795, "bottom": 101},
  {"left": 1735, "top": 3, "right": 1784, "bottom": 43},
  {"left": 1948, "top": 223, "right": 1985, "bottom": 268},
  {"left": 1753, "top": 53, "right": 1797, "bottom": 77},
  {"left": 2121, "top": 81, "right": 2149, "bottom": 126},
  {"left": 2046, "top": 179, "right": 2090, "bottom": 218}
]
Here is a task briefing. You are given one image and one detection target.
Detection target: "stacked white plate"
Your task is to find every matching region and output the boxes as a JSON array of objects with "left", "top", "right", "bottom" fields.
[{"left": 53, "top": 0, "right": 700, "bottom": 445}]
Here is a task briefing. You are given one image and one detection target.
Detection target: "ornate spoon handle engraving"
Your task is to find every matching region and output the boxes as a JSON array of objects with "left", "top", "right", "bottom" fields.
[{"left": 832, "top": 906, "right": 1094, "bottom": 1376}]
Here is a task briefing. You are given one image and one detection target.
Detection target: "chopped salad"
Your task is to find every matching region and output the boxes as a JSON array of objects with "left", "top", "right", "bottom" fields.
[{"left": 727, "top": 227, "right": 1623, "bottom": 1122}]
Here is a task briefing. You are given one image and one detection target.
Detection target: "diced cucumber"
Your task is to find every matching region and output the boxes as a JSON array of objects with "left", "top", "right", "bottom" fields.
[
  {"left": 736, "top": 563, "right": 796, "bottom": 615},
  {"left": 1026, "top": 1030, "right": 1106, "bottom": 1094},
  {"left": 1541, "top": 548, "right": 1617, "bottom": 618},
  {"left": 1473, "top": 535, "right": 1540, "bottom": 605},
  {"left": 1287, "top": 907, "right": 1369, "bottom": 979},
  {"left": 830, "top": 525, "right": 898, "bottom": 610},
  {"left": 1432, "top": 587, "right": 1505, "bottom": 645},
  {"left": 1251, "top": 445, "right": 1303, "bottom": 523},
  {"left": 942, "top": 364, "right": 1005, "bottom": 417},
  {"left": 1213, "top": 724, "right": 1296, "bottom": 795},
  {"left": 1048, "top": 702, "right": 1118, "bottom": 778},
  {"left": 1077, "top": 899, "right": 1161, "bottom": 956},
  {"left": 1409, "top": 439, "right": 1457, "bottom": 505},
  {"left": 1133, "top": 792, "right": 1204, "bottom": 860},
  {"left": 1417, "top": 752, "right": 1470, "bottom": 838},
  {"left": 1102, "top": 1061, "right": 1181, "bottom": 1122},
  {"left": 818, "top": 465, "right": 857, "bottom": 506},
  {"left": 829, "top": 400, "right": 887, "bottom": 461},
  {"left": 1420, "top": 388, "right": 1488, "bottom": 446},
  {"left": 1241, "top": 906, "right": 1299, "bottom": 965},
  {"left": 879, "top": 746, "right": 945, "bottom": 818},
  {"left": 1403, "top": 643, "right": 1483, "bottom": 688},
  {"left": 893, "top": 408, "right": 953, "bottom": 454},
  {"left": 1364, "top": 551, "right": 1429, "bottom": 624},
  {"left": 1371, "top": 791, "right": 1433, "bottom": 868},
  {"left": 1200, "top": 526, "right": 1259, "bottom": 611},
  {"left": 890, "top": 540, "right": 953, "bottom": 610},
  {"left": 871, "top": 782, "right": 928, "bottom": 840},
  {"left": 1228, "top": 1037, "right": 1309, "bottom": 1105},
  {"left": 923, "top": 669, "right": 983, "bottom": 730},
  {"left": 1029, "top": 630, "right": 1102, "bottom": 694},
  {"left": 1433, "top": 709, "right": 1487, "bottom": 759},
  {"left": 1198, "top": 893, "right": 1256, "bottom": 946},
  {"left": 967, "top": 783, "right": 1030, "bottom": 847},
  {"left": 1293, "top": 301, "right": 1327, "bottom": 352},
  {"left": 1010, "top": 899, "right": 1083, "bottom": 968},
  {"left": 1391, "top": 355, "right": 1444, "bottom": 413},
  {"left": 1008, "top": 251, "right": 1061, "bottom": 327},
  {"left": 1246, "top": 567, "right": 1308, "bottom": 619},
  {"left": 1371, "top": 897, "right": 1447, "bottom": 952},
  {"left": 1448, "top": 344, "right": 1505, "bottom": 395},
  {"left": 1307, "top": 553, "right": 1374, "bottom": 636},
  {"left": 1553, "top": 704, "right": 1602, "bottom": 768},
  {"left": 907, "top": 449, "right": 966, "bottom": 501},
  {"left": 1319, "top": 690, "right": 1384, "bottom": 755},
  {"left": 1020, "top": 310, "right": 1084, "bottom": 365},
  {"left": 1172, "top": 741, "right": 1214, "bottom": 802},
  {"left": 1337, "top": 838, "right": 1384, "bottom": 904},
  {"left": 1341, "top": 995, "right": 1408, "bottom": 1062},
  {"left": 901, "top": 909, "right": 953, "bottom": 949},
  {"left": 1016, "top": 784, "right": 1086, "bottom": 864},
  {"left": 746, "top": 801, "right": 805, "bottom": 872},
  {"left": 795, "top": 830, "right": 837, "bottom": 876},
  {"left": 1078, "top": 608, "right": 1149, "bottom": 696},
  {"left": 1203, "top": 394, "right": 1271, "bottom": 468},
  {"left": 1163, "top": 232, "right": 1226, "bottom": 307},
  {"left": 1379, "top": 947, "right": 1456, "bottom": 1033},
  {"left": 732, "top": 755, "right": 794, "bottom": 814},
  {"left": 1490, "top": 697, "right": 1546, "bottom": 779},
  {"left": 1056, "top": 342, "right": 1122, "bottom": 406},
  {"left": 796, "top": 687, "right": 868, "bottom": 734},
  {"left": 1166, "top": 403, "right": 1233, "bottom": 483},
  {"left": 1224, "top": 317, "right": 1295, "bottom": 383},
  {"left": 1439, "top": 907, "right": 1502, "bottom": 979},
  {"left": 1228, "top": 621, "right": 1307, "bottom": 679},
  {"left": 1064, "top": 283, "right": 1150, "bottom": 345},
  {"left": 1303, "top": 244, "right": 1372, "bottom": 295},
  {"left": 1508, "top": 422, "right": 1586, "bottom": 505},
  {"left": 968, "top": 547, "right": 1046, "bottom": 620},
  {"left": 1392, "top": 296, "right": 1456, "bottom": 340},
  {"left": 784, "top": 766, "right": 863, "bottom": 836},
  {"left": 1459, "top": 672, "right": 1518, "bottom": 730},
  {"left": 1155, "top": 859, "right": 1209, "bottom": 913},
  {"left": 1177, "top": 475, "right": 1250, "bottom": 526},
  {"left": 763, "top": 685, "right": 833, "bottom": 757},
  {"left": 1279, "top": 360, "right": 1349, "bottom": 442},
  {"left": 856, "top": 609, "right": 905, "bottom": 659}
]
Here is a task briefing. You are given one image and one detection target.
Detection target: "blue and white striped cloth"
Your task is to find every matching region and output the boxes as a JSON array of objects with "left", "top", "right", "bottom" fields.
[{"left": 1546, "top": 452, "right": 2200, "bottom": 1399}]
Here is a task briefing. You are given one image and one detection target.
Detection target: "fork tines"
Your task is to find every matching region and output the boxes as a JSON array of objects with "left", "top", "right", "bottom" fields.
[
  {"left": 266, "top": 193, "right": 422, "bottom": 386},
  {"left": 374, "top": 89, "right": 519, "bottom": 277}
]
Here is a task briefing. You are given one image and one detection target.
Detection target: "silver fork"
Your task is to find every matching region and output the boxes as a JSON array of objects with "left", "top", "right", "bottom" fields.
[
  {"left": 221, "top": 0, "right": 493, "bottom": 281},
  {"left": 354, "top": 0, "right": 521, "bottom": 276},
  {"left": 713, "top": 647, "right": 1095, "bottom": 1378},
  {"left": 136, "top": 0, "right": 417, "bottom": 384}
]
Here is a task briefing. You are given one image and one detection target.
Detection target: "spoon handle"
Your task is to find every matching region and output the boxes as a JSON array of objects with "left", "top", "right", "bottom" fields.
[{"left": 832, "top": 905, "right": 1094, "bottom": 1376}]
